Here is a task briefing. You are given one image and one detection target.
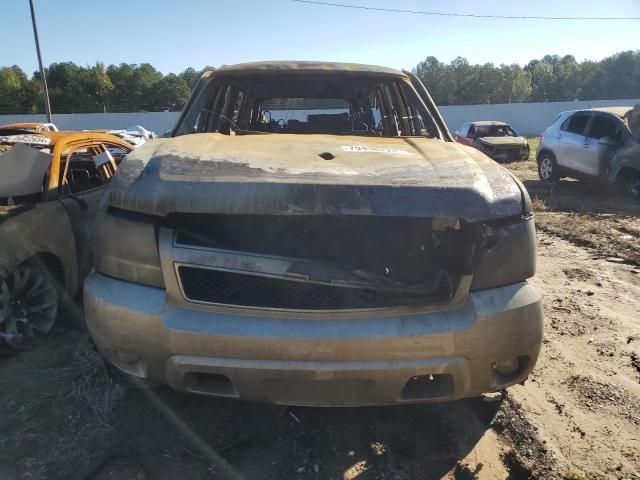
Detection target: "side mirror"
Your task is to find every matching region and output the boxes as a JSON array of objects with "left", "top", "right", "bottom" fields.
[{"left": 598, "top": 136, "right": 618, "bottom": 146}]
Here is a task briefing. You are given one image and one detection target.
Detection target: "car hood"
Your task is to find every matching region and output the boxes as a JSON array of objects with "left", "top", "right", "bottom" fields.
[
  {"left": 477, "top": 136, "right": 528, "bottom": 147},
  {"left": 107, "top": 133, "right": 526, "bottom": 221}
]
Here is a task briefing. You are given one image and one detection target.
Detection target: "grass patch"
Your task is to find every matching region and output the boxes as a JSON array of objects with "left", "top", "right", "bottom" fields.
[{"left": 527, "top": 136, "right": 540, "bottom": 161}]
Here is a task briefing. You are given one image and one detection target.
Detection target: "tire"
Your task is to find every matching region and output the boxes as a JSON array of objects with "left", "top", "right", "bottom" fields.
[
  {"left": 624, "top": 171, "right": 640, "bottom": 201},
  {"left": 538, "top": 153, "right": 559, "bottom": 183},
  {"left": 0, "top": 263, "right": 58, "bottom": 352}
]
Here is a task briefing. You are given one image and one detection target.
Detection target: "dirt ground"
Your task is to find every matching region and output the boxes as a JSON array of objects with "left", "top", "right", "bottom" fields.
[{"left": 1, "top": 153, "right": 639, "bottom": 480}]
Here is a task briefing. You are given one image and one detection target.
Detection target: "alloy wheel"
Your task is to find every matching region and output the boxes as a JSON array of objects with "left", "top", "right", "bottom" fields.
[
  {"left": 540, "top": 158, "right": 554, "bottom": 179},
  {"left": 0, "top": 265, "right": 57, "bottom": 351}
]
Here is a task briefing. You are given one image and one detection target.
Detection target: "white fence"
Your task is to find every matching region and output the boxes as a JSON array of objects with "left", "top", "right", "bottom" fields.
[
  {"left": 0, "top": 112, "right": 181, "bottom": 135},
  {"left": 1, "top": 98, "right": 638, "bottom": 137},
  {"left": 440, "top": 98, "right": 638, "bottom": 136}
]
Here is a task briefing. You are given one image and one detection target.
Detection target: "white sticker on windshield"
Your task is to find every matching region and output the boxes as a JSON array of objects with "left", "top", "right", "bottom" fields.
[
  {"left": 341, "top": 145, "right": 411, "bottom": 155},
  {"left": 0, "top": 134, "right": 52, "bottom": 146}
]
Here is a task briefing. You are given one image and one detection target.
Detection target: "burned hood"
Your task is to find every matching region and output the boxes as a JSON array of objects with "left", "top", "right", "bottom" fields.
[
  {"left": 0, "top": 143, "right": 52, "bottom": 197},
  {"left": 108, "top": 133, "right": 526, "bottom": 221},
  {"left": 477, "top": 136, "right": 528, "bottom": 147}
]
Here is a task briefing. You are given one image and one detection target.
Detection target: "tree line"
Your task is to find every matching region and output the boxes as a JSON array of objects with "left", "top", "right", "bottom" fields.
[
  {"left": 0, "top": 62, "right": 206, "bottom": 114},
  {"left": 0, "top": 50, "right": 638, "bottom": 114},
  {"left": 414, "top": 50, "right": 640, "bottom": 105}
]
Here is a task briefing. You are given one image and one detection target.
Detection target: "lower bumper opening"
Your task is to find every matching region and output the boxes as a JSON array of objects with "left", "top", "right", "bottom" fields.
[
  {"left": 183, "top": 372, "right": 238, "bottom": 397},
  {"left": 400, "top": 374, "right": 454, "bottom": 400}
]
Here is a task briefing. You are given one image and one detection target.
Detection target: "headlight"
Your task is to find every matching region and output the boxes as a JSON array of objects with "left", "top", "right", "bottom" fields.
[
  {"left": 94, "top": 208, "right": 164, "bottom": 288},
  {"left": 470, "top": 215, "right": 536, "bottom": 290}
]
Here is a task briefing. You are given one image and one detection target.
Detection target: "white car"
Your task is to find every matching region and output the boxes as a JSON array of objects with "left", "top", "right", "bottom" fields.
[{"left": 536, "top": 106, "right": 639, "bottom": 199}]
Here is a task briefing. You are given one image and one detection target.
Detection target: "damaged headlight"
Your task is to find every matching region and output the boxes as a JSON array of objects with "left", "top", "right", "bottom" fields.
[
  {"left": 470, "top": 214, "right": 536, "bottom": 290},
  {"left": 94, "top": 208, "right": 164, "bottom": 288}
]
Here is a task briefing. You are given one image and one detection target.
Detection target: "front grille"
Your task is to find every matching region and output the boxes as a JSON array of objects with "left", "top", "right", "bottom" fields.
[{"left": 178, "top": 266, "right": 447, "bottom": 310}]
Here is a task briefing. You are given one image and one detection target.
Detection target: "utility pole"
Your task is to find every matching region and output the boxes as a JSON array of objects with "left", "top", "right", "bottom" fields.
[{"left": 29, "top": 0, "right": 52, "bottom": 122}]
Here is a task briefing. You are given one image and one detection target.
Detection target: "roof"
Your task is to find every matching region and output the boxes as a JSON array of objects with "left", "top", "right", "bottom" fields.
[
  {"left": 1, "top": 122, "right": 45, "bottom": 129},
  {"left": 586, "top": 106, "right": 633, "bottom": 118},
  {"left": 0, "top": 130, "right": 132, "bottom": 149},
  {"left": 214, "top": 61, "right": 406, "bottom": 77}
]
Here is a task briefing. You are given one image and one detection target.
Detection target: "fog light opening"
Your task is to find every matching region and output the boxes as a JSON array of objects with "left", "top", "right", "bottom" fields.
[{"left": 493, "top": 357, "right": 520, "bottom": 376}]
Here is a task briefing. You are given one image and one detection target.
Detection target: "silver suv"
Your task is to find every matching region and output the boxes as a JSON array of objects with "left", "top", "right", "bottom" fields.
[{"left": 537, "top": 106, "right": 639, "bottom": 199}]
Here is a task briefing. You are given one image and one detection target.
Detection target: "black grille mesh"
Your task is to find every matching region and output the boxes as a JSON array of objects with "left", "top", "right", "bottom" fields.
[{"left": 178, "top": 266, "right": 438, "bottom": 310}]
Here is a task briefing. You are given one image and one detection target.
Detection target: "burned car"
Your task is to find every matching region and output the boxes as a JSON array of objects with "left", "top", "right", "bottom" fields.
[
  {"left": 0, "top": 122, "right": 59, "bottom": 133},
  {"left": 84, "top": 62, "right": 543, "bottom": 406},
  {"left": 454, "top": 121, "right": 529, "bottom": 163},
  {"left": 0, "top": 130, "right": 132, "bottom": 349}
]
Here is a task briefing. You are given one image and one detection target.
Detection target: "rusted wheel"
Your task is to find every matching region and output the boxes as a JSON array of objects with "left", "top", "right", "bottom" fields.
[{"left": 0, "top": 264, "right": 58, "bottom": 351}]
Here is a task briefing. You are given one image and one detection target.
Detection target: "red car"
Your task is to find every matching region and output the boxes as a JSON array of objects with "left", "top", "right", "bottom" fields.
[{"left": 454, "top": 121, "right": 530, "bottom": 163}]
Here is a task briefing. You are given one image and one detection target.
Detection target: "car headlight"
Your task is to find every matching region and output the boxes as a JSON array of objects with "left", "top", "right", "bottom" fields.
[
  {"left": 470, "top": 215, "right": 536, "bottom": 290},
  {"left": 94, "top": 208, "right": 164, "bottom": 288}
]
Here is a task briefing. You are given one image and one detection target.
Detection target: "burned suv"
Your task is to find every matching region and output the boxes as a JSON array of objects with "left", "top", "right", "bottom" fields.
[{"left": 85, "top": 62, "right": 542, "bottom": 406}]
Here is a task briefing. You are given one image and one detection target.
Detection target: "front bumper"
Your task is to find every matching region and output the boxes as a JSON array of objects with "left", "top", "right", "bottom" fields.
[
  {"left": 84, "top": 272, "right": 543, "bottom": 406},
  {"left": 482, "top": 146, "right": 529, "bottom": 163}
]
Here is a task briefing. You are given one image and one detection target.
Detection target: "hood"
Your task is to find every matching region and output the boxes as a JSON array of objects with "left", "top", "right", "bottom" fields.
[
  {"left": 108, "top": 133, "right": 525, "bottom": 221},
  {"left": 477, "top": 136, "right": 528, "bottom": 147}
]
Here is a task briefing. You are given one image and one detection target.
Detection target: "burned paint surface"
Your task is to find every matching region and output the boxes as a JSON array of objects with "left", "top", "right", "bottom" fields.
[
  {"left": 609, "top": 141, "right": 640, "bottom": 181},
  {"left": 109, "top": 133, "right": 524, "bottom": 221},
  {"left": 608, "top": 104, "right": 640, "bottom": 183},
  {"left": 0, "top": 132, "right": 133, "bottom": 292},
  {"left": 214, "top": 61, "right": 407, "bottom": 77}
]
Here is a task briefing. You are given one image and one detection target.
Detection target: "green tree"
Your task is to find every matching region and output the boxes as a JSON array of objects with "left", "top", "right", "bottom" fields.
[
  {"left": 0, "top": 66, "right": 33, "bottom": 113},
  {"left": 89, "top": 62, "right": 114, "bottom": 109},
  {"left": 527, "top": 60, "right": 555, "bottom": 102},
  {"left": 1, "top": 52, "right": 639, "bottom": 114},
  {"left": 414, "top": 56, "right": 456, "bottom": 105},
  {"left": 179, "top": 67, "right": 201, "bottom": 90},
  {"left": 147, "top": 74, "right": 191, "bottom": 111},
  {"left": 499, "top": 65, "right": 532, "bottom": 103},
  {"left": 106, "top": 63, "right": 162, "bottom": 111}
]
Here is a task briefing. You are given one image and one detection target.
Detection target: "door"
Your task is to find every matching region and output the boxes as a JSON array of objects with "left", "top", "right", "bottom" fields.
[
  {"left": 555, "top": 112, "right": 591, "bottom": 172},
  {"left": 56, "top": 142, "right": 128, "bottom": 282},
  {"left": 581, "top": 113, "right": 623, "bottom": 178},
  {"left": 59, "top": 186, "right": 110, "bottom": 282}
]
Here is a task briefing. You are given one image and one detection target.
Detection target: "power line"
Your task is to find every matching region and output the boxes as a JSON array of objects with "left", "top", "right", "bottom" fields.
[{"left": 292, "top": 0, "right": 640, "bottom": 21}]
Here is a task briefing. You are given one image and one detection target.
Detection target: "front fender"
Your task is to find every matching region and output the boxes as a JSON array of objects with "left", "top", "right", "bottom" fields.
[
  {"left": 0, "top": 201, "right": 79, "bottom": 294},
  {"left": 608, "top": 142, "right": 640, "bottom": 183}
]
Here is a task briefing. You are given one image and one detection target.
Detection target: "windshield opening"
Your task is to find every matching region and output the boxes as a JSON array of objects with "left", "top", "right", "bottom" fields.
[
  {"left": 475, "top": 124, "right": 518, "bottom": 137},
  {"left": 174, "top": 73, "right": 440, "bottom": 138}
]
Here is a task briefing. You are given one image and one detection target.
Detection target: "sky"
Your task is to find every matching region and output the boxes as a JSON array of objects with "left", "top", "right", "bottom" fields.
[{"left": 1, "top": 0, "right": 639, "bottom": 75}]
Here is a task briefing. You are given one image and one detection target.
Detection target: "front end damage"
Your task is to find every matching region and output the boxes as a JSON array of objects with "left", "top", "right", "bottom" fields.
[
  {"left": 165, "top": 213, "right": 510, "bottom": 312},
  {"left": 87, "top": 197, "right": 540, "bottom": 405},
  {"left": 476, "top": 138, "right": 530, "bottom": 163},
  {"left": 608, "top": 105, "right": 640, "bottom": 199}
]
